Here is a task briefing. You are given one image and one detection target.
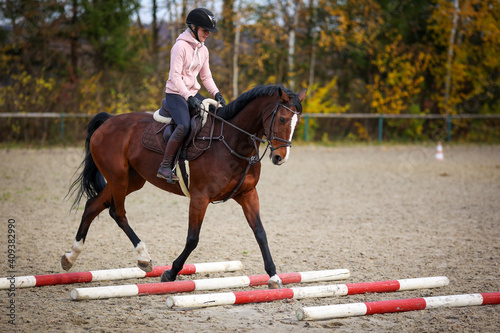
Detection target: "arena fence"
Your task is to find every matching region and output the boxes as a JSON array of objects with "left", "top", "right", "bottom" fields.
[
  {"left": 301, "top": 113, "right": 500, "bottom": 142},
  {"left": 1, "top": 112, "right": 499, "bottom": 142}
]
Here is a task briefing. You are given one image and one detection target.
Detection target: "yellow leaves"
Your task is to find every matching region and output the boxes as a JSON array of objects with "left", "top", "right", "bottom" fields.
[
  {"left": 22, "top": 73, "right": 32, "bottom": 86},
  {"left": 318, "top": 0, "right": 382, "bottom": 51},
  {"left": 318, "top": 30, "right": 346, "bottom": 50},
  {"left": 35, "top": 77, "right": 55, "bottom": 92},
  {"left": 78, "top": 72, "right": 133, "bottom": 115},
  {"left": 428, "top": 0, "right": 500, "bottom": 113},
  {"left": 304, "top": 77, "right": 350, "bottom": 114},
  {"left": 79, "top": 73, "right": 101, "bottom": 115},
  {"left": 137, "top": 75, "right": 164, "bottom": 112},
  {"left": 0, "top": 71, "right": 56, "bottom": 113},
  {"left": 354, "top": 121, "right": 369, "bottom": 140},
  {"left": 366, "top": 36, "right": 430, "bottom": 115},
  {"left": 105, "top": 91, "right": 130, "bottom": 115}
]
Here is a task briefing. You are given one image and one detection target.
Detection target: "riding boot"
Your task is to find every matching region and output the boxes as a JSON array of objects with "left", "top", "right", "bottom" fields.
[{"left": 157, "top": 125, "right": 184, "bottom": 183}]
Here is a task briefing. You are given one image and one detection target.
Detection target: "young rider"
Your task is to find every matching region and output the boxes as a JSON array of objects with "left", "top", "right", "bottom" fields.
[{"left": 157, "top": 8, "right": 226, "bottom": 183}]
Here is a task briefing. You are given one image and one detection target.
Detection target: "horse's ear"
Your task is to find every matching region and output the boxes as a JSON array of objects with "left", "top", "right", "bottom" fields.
[
  {"left": 278, "top": 87, "right": 291, "bottom": 103},
  {"left": 298, "top": 89, "right": 307, "bottom": 102}
]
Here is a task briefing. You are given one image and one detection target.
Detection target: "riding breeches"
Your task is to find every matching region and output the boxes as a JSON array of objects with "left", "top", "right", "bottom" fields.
[{"left": 162, "top": 93, "right": 205, "bottom": 140}]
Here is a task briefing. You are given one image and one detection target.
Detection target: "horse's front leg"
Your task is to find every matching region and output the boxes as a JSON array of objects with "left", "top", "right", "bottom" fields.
[
  {"left": 234, "top": 188, "right": 282, "bottom": 289},
  {"left": 161, "top": 195, "right": 209, "bottom": 282}
]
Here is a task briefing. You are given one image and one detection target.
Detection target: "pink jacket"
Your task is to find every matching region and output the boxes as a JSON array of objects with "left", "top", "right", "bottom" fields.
[{"left": 165, "top": 30, "right": 219, "bottom": 100}]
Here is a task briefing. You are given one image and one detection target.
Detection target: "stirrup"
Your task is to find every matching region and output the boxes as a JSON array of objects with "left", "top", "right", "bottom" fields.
[{"left": 157, "top": 168, "right": 180, "bottom": 183}]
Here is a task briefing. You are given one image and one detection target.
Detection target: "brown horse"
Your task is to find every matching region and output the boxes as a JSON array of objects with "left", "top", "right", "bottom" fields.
[{"left": 64, "top": 84, "right": 307, "bottom": 288}]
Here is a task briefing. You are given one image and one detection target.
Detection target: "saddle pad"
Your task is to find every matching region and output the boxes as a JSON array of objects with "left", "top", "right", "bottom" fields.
[
  {"left": 141, "top": 121, "right": 167, "bottom": 155},
  {"left": 141, "top": 116, "right": 214, "bottom": 162}
]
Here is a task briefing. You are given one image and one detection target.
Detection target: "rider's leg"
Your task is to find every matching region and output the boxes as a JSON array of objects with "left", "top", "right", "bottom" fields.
[
  {"left": 157, "top": 124, "right": 184, "bottom": 183},
  {"left": 157, "top": 94, "right": 190, "bottom": 183},
  {"left": 164, "top": 93, "right": 191, "bottom": 138}
]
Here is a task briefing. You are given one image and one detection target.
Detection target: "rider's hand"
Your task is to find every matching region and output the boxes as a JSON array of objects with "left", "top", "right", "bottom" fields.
[
  {"left": 215, "top": 92, "right": 226, "bottom": 107},
  {"left": 188, "top": 96, "right": 201, "bottom": 110}
]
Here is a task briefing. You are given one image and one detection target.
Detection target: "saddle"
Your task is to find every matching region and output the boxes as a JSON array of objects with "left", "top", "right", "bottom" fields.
[{"left": 141, "top": 98, "right": 218, "bottom": 161}]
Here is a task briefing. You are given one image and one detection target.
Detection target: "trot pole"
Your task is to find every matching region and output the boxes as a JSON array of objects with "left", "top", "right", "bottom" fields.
[
  {"left": 296, "top": 292, "right": 500, "bottom": 320},
  {"left": 0, "top": 261, "right": 242, "bottom": 289},
  {"left": 70, "top": 269, "right": 350, "bottom": 301},
  {"left": 166, "top": 276, "right": 449, "bottom": 309}
]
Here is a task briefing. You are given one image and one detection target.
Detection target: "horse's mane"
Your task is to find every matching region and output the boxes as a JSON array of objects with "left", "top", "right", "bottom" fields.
[{"left": 217, "top": 84, "right": 303, "bottom": 120}]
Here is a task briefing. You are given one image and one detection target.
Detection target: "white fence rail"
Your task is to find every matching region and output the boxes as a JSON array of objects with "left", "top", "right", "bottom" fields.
[{"left": 1, "top": 112, "right": 499, "bottom": 142}]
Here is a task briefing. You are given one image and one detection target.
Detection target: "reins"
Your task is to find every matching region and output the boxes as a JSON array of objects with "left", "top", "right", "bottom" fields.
[{"left": 195, "top": 100, "right": 298, "bottom": 204}]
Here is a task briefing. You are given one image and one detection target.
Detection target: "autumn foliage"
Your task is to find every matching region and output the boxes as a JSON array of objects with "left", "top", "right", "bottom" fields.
[{"left": 0, "top": 0, "right": 498, "bottom": 142}]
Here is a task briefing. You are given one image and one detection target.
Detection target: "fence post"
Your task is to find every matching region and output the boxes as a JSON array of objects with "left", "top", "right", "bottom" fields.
[
  {"left": 304, "top": 114, "right": 310, "bottom": 142},
  {"left": 378, "top": 115, "right": 383, "bottom": 142},
  {"left": 60, "top": 114, "right": 65, "bottom": 141},
  {"left": 447, "top": 115, "right": 452, "bottom": 142}
]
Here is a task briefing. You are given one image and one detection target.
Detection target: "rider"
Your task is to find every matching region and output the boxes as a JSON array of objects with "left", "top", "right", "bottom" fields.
[{"left": 157, "top": 8, "right": 226, "bottom": 183}]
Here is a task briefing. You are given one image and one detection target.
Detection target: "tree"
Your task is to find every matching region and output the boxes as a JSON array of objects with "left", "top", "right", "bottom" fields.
[
  {"left": 220, "top": 0, "right": 236, "bottom": 98},
  {"left": 365, "top": 35, "right": 430, "bottom": 115},
  {"left": 79, "top": 0, "right": 139, "bottom": 73},
  {"left": 429, "top": 0, "right": 500, "bottom": 114},
  {"left": 276, "top": 0, "right": 303, "bottom": 91},
  {"left": 237, "top": 1, "right": 288, "bottom": 86},
  {"left": 151, "top": 0, "right": 159, "bottom": 69},
  {"left": 307, "top": 0, "right": 319, "bottom": 92},
  {"left": 443, "top": 0, "right": 460, "bottom": 114},
  {"left": 233, "top": 2, "right": 242, "bottom": 97}
]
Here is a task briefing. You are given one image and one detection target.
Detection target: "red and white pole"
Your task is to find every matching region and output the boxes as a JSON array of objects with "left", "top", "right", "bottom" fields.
[
  {"left": 71, "top": 269, "right": 350, "bottom": 301},
  {"left": 166, "top": 276, "right": 449, "bottom": 309},
  {"left": 297, "top": 292, "right": 500, "bottom": 320},
  {"left": 0, "top": 261, "right": 242, "bottom": 289}
]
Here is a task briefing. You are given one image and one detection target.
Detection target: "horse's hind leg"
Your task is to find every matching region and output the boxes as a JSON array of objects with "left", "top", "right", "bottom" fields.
[
  {"left": 108, "top": 170, "right": 152, "bottom": 271},
  {"left": 61, "top": 186, "right": 112, "bottom": 270}
]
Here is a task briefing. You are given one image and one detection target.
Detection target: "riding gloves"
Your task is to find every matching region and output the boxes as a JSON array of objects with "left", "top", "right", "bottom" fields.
[
  {"left": 188, "top": 96, "right": 201, "bottom": 110},
  {"left": 215, "top": 92, "right": 226, "bottom": 106}
]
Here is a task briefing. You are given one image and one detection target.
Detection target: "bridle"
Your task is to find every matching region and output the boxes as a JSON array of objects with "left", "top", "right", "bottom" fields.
[
  {"left": 263, "top": 102, "right": 301, "bottom": 154},
  {"left": 199, "top": 100, "right": 300, "bottom": 162},
  {"left": 197, "top": 99, "right": 300, "bottom": 203}
]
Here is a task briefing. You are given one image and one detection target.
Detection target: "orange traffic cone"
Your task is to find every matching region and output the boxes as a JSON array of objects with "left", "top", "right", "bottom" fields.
[{"left": 435, "top": 142, "right": 444, "bottom": 161}]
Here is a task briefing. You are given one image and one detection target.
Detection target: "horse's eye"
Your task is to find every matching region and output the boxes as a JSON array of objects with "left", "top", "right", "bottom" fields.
[{"left": 279, "top": 117, "right": 286, "bottom": 124}]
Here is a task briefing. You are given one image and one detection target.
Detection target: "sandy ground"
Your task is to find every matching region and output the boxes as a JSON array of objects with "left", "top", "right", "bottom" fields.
[{"left": 0, "top": 144, "right": 499, "bottom": 332}]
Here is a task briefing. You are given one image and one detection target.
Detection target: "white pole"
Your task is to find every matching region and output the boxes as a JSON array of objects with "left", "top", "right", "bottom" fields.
[
  {"left": 166, "top": 276, "right": 449, "bottom": 309},
  {"left": 0, "top": 260, "right": 243, "bottom": 289},
  {"left": 297, "top": 292, "right": 500, "bottom": 320},
  {"left": 71, "top": 269, "right": 350, "bottom": 301}
]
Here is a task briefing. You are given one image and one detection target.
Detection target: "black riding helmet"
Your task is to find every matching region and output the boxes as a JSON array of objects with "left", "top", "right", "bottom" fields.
[{"left": 186, "top": 8, "right": 217, "bottom": 41}]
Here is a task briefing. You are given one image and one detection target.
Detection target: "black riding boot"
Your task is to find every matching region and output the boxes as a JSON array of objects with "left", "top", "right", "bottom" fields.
[{"left": 157, "top": 125, "right": 184, "bottom": 183}]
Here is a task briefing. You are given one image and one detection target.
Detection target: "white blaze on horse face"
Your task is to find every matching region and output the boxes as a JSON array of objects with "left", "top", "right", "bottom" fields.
[{"left": 283, "top": 114, "right": 298, "bottom": 162}]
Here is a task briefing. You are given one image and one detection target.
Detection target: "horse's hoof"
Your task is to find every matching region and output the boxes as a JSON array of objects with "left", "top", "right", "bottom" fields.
[
  {"left": 267, "top": 275, "right": 283, "bottom": 289},
  {"left": 138, "top": 260, "right": 153, "bottom": 272},
  {"left": 160, "top": 270, "right": 176, "bottom": 282},
  {"left": 61, "top": 254, "right": 73, "bottom": 271}
]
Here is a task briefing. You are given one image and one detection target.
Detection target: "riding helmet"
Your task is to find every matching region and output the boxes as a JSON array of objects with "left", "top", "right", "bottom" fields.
[{"left": 186, "top": 8, "right": 218, "bottom": 33}]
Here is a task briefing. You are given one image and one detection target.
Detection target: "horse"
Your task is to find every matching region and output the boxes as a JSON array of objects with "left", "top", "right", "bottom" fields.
[{"left": 63, "top": 84, "right": 307, "bottom": 288}]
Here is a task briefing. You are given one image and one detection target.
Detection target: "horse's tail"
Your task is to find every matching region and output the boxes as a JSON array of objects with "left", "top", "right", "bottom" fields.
[{"left": 68, "top": 112, "right": 112, "bottom": 210}]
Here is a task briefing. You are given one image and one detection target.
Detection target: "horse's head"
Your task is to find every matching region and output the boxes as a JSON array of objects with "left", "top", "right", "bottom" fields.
[{"left": 265, "top": 88, "right": 307, "bottom": 165}]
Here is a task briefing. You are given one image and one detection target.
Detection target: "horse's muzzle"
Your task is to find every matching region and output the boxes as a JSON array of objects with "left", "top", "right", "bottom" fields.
[{"left": 271, "top": 152, "right": 284, "bottom": 165}]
